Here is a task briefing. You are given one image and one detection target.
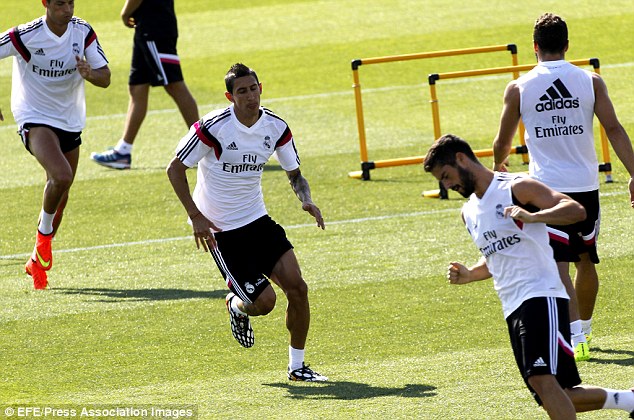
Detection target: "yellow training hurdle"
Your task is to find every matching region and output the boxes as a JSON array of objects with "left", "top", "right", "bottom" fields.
[{"left": 349, "top": 44, "right": 519, "bottom": 180}]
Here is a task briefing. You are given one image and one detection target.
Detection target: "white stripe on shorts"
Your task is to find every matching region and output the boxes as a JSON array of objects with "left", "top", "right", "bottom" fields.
[
  {"left": 210, "top": 246, "right": 252, "bottom": 304},
  {"left": 547, "top": 297, "right": 558, "bottom": 375},
  {"left": 146, "top": 40, "right": 169, "bottom": 85}
]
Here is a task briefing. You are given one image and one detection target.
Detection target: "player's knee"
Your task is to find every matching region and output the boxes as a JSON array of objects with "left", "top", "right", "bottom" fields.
[
  {"left": 50, "top": 172, "right": 74, "bottom": 191},
  {"left": 528, "top": 374, "right": 557, "bottom": 397},
  {"left": 253, "top": 287, "right": 276, "bottom": 315},
  {"left": 285, "top": 277, "right": 308, "bottom": 302}
]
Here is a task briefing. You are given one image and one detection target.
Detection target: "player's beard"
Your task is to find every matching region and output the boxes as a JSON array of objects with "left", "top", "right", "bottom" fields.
[{"left": 456, "top": 165, "right": 476, "bottom": 198}]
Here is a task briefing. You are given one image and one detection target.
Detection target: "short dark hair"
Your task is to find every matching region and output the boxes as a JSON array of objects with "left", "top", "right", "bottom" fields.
[
  {"left": 423, "top": 134, "right": 478, "bottom": 173},
  {"left": 225, "top": 63, "right": 259, "bottom": 94},
  {"left": 533, "top": 13, "right": 568, "bottom": 54}
]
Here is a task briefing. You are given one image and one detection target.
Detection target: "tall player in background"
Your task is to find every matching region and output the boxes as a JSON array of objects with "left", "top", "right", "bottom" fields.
[
  {"left": 0, "top": 0, "right": 110, "bottom": 289},
  {"left": 492, "top": 13, "right": 634, "bottom": 361},
  {"left": 91, "top": 0, "right": 198, "bottom": 169},
  {"left": 167, "top": 63, "right": 327, "bottom": 382}
]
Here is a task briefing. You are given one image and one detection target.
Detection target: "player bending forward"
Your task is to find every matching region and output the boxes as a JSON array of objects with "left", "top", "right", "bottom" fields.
[
  {"left": 167, "top": 63, "right": 327, "bottom": 382},
  {"left": 424, "top": 134, "right": 634, "bottom": 419}
]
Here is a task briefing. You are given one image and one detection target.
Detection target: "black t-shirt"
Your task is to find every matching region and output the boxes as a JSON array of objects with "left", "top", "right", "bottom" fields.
[{"left": 133, "top": 0, "right": 178, "bottom": 39}]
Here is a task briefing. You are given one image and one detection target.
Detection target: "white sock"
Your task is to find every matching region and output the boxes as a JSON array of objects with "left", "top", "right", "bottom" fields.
[
  {"left": 570, "top": 320, "right": 587, "bottom": 347},
  {"left": 602, "top": 389, "right": 634, "bottom": 412},
  {"left": 581, "top": 318, "right": 592, "bottom": 336},
  {"left": 230, "top": 297, "right": 247, "bottom": 316},
  {"left": 38, "top": 209, "right": 55, "bottom": 235},
  {"left": 289, "top": 346, "right": 305, "bottom": 371},
  {"left": 114, "top": 139, "right": 133, "bottom": 155}
]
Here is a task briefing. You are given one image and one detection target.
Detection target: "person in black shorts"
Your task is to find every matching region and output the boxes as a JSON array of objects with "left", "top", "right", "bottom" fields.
[
  {"left": 91, "top": 0, "right": 199, "bottom": 169},
  {"left": 493, "top": 13, "right": 634, "bottom": 362},
  {"left": 1, "top": 0, "right": 111, "bottom": 289},
  {"left": 425, "top": 134, "right": 634, "bottom": 419},
  {"left": 167, "top": 63, "right": 327, "bottom": 382}
]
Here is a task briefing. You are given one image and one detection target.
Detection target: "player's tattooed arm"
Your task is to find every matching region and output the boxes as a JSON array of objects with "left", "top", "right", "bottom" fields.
[{"left": 287, "top": 168, "right": 325, "bottom": 229}]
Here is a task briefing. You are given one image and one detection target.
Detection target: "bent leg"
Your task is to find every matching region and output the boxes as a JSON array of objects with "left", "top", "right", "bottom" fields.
[
  {"left": 565, "top": 386, "right": 606, "bottom": 413},
  {"left": 270, "top": 250, "right": 309, "bottom": 349},
  {"left": 237, "top": 285, "right": 277, "bottom": 317},
  {"left": 28, "top": 127, "right": 77, "bottom": 214},
  {"left": 528, "top": 374, "right": 576, "bottom": 419}
]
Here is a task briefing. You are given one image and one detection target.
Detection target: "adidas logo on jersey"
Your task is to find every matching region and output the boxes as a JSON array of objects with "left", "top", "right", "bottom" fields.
[
  {"left": 227, "top": 142, "right": 238, "bottom": 150},
  {"left": 533, "top": 357, "right": 547, "bottom": 367},
  {"left": 535, "top": 78, "right": 579, "bottom": 112},
  {"left": 34, "top": 48, "right": 45, "bottom": 56}
]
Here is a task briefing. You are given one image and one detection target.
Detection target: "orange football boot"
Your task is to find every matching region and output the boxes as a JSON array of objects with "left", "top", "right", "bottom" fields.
[
  {"left": 25, "top": 258, "right": 48, "bottom": 290},
  {"left": 32, "top": 230, "right": 53, "bottom": 271}
]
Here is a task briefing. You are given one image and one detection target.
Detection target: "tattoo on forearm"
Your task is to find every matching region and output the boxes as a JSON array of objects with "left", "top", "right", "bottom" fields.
[{"left": 289, "top": 171, "right": 312, "bottom": 203}]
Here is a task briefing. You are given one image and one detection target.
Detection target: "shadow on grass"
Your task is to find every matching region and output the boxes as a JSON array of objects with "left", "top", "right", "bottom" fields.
[
  {"left": 54, "top": 287, "right": 226, "bottom": 302},
  {"left": 588, "top": 347, "right": 634, "bottom": 367},
  {"left": 263, "top": 381, "right": 436, "bottom": 400}
]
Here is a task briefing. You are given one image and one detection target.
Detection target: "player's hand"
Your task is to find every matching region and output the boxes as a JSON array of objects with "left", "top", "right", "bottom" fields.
[
  {"left": 302, "top": 202, "right": 325, "bottom": 230},
  {"left": 447, "top": 262, "right": 471, "bottom": 285},
  {"left": 191, "top": 213, "right": 221, "bottom": 252},
  {"left": 629, "top": 177, "right": 634, "bottom": 209},
  {"left": 75, "top": 56, "right": 92, "bottom": 80},
  {"left": 0, "top": 108, "right": 4, "bottom": 122},
  {"left": 504, "top": 205, "right": 534, "bottom": 223},
  {"left": 493, "top": 162, "right": 508, "bottom": 172},
  {"left": 122, "top": 14, "right": 136, "bottom": 28}
]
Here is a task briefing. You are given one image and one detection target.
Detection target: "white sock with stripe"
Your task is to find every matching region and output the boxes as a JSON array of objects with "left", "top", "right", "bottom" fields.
[
  {"left": 570, "top": 320, "right": 586, "bottom": 347},
  {"left": 602, "top": 389, "right": 634, "bottom": 412}
]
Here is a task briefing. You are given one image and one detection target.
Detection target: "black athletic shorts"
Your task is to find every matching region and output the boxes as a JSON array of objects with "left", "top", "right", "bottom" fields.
[
  {"left": 506, "top": 297, "right": 581, "bottom": 406},
  {"left": 547, "top": 190, "right": 600, "bottom": 264},
  {"left": 210, "top": 215, "right": 293, "bottom": 303},
  {"left": 130, "top": 35, "right": 184, "bottom": 86},
  {"left": 19, "top": 123, "right": 82, "bottom": 154}
]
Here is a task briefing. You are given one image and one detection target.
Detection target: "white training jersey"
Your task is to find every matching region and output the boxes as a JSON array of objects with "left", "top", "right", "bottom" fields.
[
  {"left": 0, "top": 16, "right": 108, "bottom": 132},
  {"left": 517, "top": 60, "right": 598, "bottom": 192},
  {"left": 461, "top": 172, "right": 568, "bottom": 318},
  {"left": 174, "top": 104, "right": 301, "bottom": 231}
]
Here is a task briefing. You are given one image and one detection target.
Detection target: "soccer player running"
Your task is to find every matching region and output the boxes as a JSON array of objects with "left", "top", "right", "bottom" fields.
[
  {"left": 91, "top": 0, "right": 198, "bottom": 169},
  {"left": 492, "top": 13, "right": 634, "bottom": 362},
  {"left": 0, "top": 0, "right": 110, "bottom": 289},
  {"left": 166, "top": 63, "right": 327, "bottom": 382},
  {"left": 424, "top": 134, "right": 634, "bottom": 420}
]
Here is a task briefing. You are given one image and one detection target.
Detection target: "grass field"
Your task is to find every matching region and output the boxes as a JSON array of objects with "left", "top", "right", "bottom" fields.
[{"left": 1, "top": 1, "right": 632, "bottom": 419}]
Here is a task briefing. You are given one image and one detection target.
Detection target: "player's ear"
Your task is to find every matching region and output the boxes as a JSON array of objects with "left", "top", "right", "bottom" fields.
[
  {"left": 225, "top": 92, "right": 233, "bottom": 103},
  {"left": 42, "top": 0, "right": 47, "bottom": 7},
  {"left": 259, "top": 83, "right": 263, "bottom": 94}
]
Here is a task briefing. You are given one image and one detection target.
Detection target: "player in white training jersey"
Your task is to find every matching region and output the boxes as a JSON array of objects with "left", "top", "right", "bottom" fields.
[
  {"left": 492, "top": 13, "right": 634, "bottom": 362},
  {"left": 425, "top": 134, "right": 634, "bottom": 420},
  {"left": 167, "top": 63, "right": 327, "bottom": 382},
  {"left": 0, "top": 0, "right": 110, "bottom": 289}
]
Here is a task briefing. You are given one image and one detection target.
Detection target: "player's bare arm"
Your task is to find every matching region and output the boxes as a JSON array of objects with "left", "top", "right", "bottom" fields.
[
  {"left": 592, "top": 73, "right": 634, "bottom": 208},
  {"left": 507, "top": 177, "right": 586, "bottom": 225},
  {"left": 166, "top": 157, "right": 221, "bottom": 251},
  {"left": 0, "top": 108, "right": 3, "bottom": 121},
  {"left": 121, "top": 0, "right": 144, "bottom": 28},
  {"left": 492, "top": 81, "right": 521, "bottom": 171},
  {"left": 75, "top": 57, "right": 111, "bottom": 88},
  {"left": 287, "top": 168, "right": 325, "bottom": 229},
  {"left": 447, "top": 257, "right": 491, "bottom": 285}
]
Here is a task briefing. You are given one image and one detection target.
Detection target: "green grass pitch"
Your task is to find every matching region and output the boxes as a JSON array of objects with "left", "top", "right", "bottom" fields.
[{"left": 0, "top": 1, "right": 632, "bottom": 418}]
